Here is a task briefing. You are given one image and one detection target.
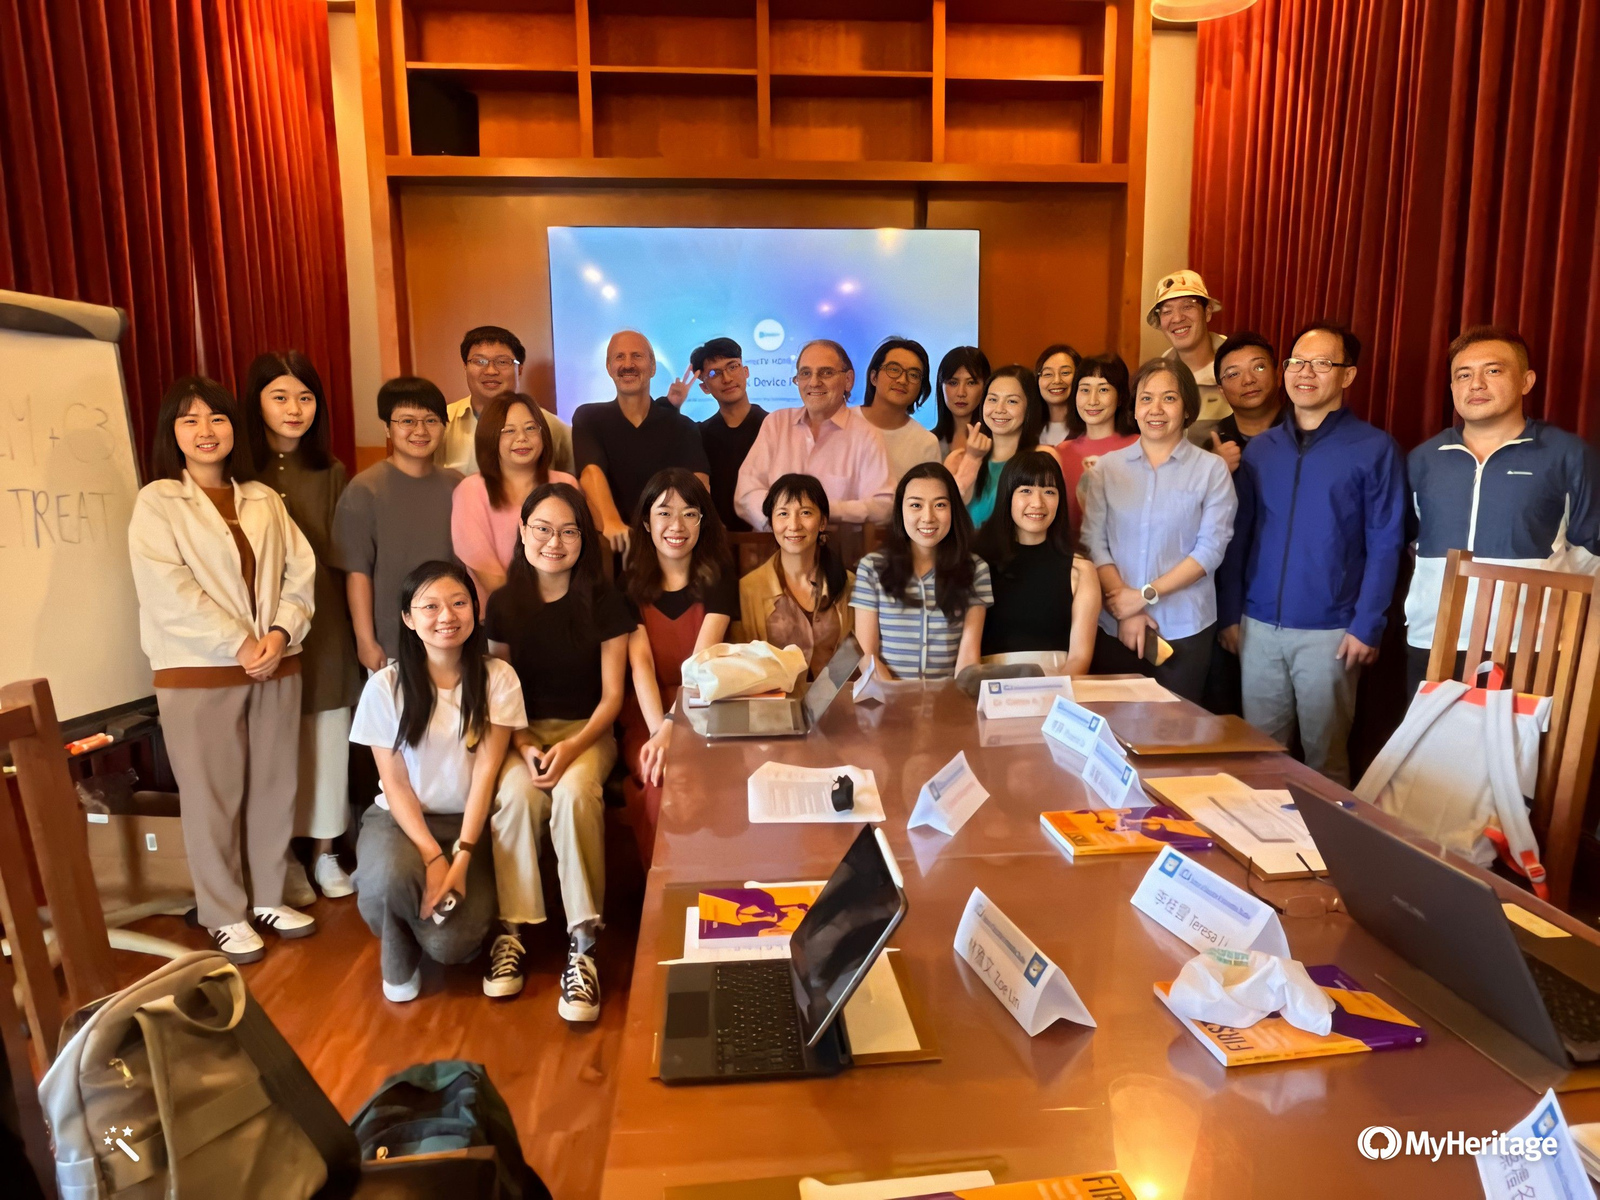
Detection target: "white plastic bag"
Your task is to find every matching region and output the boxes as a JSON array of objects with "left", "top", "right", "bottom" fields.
[
  {"left": 681, "top": 641, "right": 807, "bottom": 703},
  {"left": 1166, "top": 948, "right": 1335, "bottom": 1035}
]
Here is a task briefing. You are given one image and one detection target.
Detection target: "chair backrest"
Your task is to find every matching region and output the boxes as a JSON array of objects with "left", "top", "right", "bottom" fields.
[
  {"left": 726, "top": 531, "right": 777, "bottom": 578},
  {"left": 726, "top": 523, "right": 881, "bottom": 579},
  {"left": 1428, "top": 550, "right": 1600, "bottom": 905}
]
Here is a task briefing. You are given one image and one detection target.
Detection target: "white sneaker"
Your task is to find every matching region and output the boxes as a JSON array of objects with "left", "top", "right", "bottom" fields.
[
  {"left": 382, "top": 967, "right": 421, "bottom": 1003},
  {"left": 211, "top": 922, "right": 265, "bottom": 964},
  {"left": 252, "top": 905, "right": 318, "bottom": 939},
  {"left": 558, "top": 937, "right": 600, "bottom": 1022},
  {"left": 483, "top": 931, "right": 526, "bottom": 998},
  {"left": 313, "top": 852, "right": 355, "bottom": 898},
  {"left": 283, "top": 859, "right": 316, "bottom": 908}
]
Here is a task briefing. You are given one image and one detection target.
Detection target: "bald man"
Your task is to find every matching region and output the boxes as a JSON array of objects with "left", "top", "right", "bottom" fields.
[{"left": 571, "top": 330, "right": 710, "bottom": 553}]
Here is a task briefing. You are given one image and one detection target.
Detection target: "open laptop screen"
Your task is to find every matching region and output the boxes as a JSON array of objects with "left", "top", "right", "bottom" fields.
[{"left": 789, "top": 826, "right": 906, "bottom": 1046}]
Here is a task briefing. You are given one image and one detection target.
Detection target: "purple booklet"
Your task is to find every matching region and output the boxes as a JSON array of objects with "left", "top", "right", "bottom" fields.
[{"left": 695, "top": 885, "right": 819, "bottom": 942}]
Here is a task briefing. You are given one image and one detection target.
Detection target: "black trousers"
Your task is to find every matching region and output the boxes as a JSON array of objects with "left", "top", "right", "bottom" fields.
[{"left": 1091, "top": 623, "right": 1217, "bottom": 706}]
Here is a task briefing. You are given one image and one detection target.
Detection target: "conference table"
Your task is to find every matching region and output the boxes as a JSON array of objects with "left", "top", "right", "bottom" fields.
[{"left": 599, "top": 679, "right": 1600, "bottom": 1198}]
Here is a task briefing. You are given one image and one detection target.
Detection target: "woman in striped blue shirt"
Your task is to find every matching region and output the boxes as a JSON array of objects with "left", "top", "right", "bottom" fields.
[{"left": 851, "top": 462, "right": 993, "bottom": 680}]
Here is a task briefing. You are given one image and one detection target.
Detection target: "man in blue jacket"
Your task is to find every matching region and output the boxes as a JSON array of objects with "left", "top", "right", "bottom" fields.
[
  {"left": 1404, "top": 326, "right": 1600, "bottom": 695},
  {"left": 1218, "top": 322, "right": 1407, "bottom": 785}
]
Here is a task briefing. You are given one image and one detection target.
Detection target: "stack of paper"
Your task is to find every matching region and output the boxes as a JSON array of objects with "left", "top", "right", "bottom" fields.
[
  {"left": 1570, "top": 1123, "right": 1600, "bottom": 1181},
  {"left": 747, "top": 762, "right": 885, "bottom": 823},
  {"left": 1145, "top": 774, "right": 1325, "bottom": 878},
  {"left": 1070, "top": 677, "right": 1179, "bottom": 703}
]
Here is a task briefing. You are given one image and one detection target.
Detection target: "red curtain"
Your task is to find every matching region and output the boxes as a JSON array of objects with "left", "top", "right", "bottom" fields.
[
  {"left": 1190, "top": 0, "right": 1600, "bottom": 449},
  {"left": 0, "top": 0, "right": 353, "bottom": 468}
]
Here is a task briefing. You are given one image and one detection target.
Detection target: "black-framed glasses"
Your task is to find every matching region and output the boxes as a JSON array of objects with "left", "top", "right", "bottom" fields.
[
  {"left": 1282, "top": 357, "right": 1350, "bottom": 375},
  {"left": 1246, "top": 853, "right": 1344, "bottom": 918},
  {"left": 878, "top": 363, "right": 925, "bottom": 384}
]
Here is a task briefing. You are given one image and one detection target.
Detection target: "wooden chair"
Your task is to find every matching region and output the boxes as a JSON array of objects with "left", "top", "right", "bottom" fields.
[
  {"left": 1426, "top": 550, "right": 1600, "bottom": 907},
  {"left": 726, "top": 523, "right": 881, "bottom": 580}
]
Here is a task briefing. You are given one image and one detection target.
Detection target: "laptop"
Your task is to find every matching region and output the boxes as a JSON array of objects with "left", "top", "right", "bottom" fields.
[
  {"left": 1293, "top": 784, "right": 1600, "bottom": 1068},
  {"left": 700, "top": 636, "right": 862, "bottom": 739},
  {"left": 659, "top": 825, "right": 907, "bottom": 1084}
]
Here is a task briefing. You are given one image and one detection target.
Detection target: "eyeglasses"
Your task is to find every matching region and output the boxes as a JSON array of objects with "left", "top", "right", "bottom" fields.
[
  {"left": 1220, "top": 361, "right": 1274, "bottom": 383},
  {"left": 526, "top": 521, "right": 582, "bottom": 543},
  {"left": 468, "top": 356, "right": 519, "bottom": 371},
  {"left": 409, "top": 599, "right": 474, "bottom": 617},
  {"left": 794, "top": 367, "right": 843, "bottom": 384},
  {"left": 878, "top": 363, "right": 925, "bottom": 384},
  {"left": 1245, "top": 854, "right": 1344, "bottom": 918},
  {"left": 705, "top": 363, "right": 744, "bottom": 379},
  {"left": 1282, "top": 357, "right": 1350, "bottom": 375},
  {"left": 653, "top": 508, "right": 702, "bottom": 525},
  {"left": 390, "top": 415, "right": 443, "bottom": 432}
]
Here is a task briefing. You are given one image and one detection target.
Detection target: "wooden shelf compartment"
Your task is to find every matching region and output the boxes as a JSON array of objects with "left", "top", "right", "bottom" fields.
[
  {"left": 769, "top": 71, "right": 932, "bottom": 163},
  {"left": 943, "top": 81, "right": 1097, "bottom": 167},
  {"left": 592, "top": 71, "right": 759, "bottom": 160},
  {"left": 769, "top": 0, "right": 933, "bottom": 76},
  {"left": 402, "top": 0, "right": 578, "bottom": 71},
  {"left": 588, "top": 0, "right": 758, "bottom": 72},
  {"left": 943, "top": 0, "right": 1107, "bottom": 81}
]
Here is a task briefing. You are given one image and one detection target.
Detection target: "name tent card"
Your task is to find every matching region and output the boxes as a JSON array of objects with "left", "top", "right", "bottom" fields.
[
  {"left": 908, "top": 751, "right": 990, "bottom": 837},
  {"left": 1475, "top": 1089, "right": 1591, "bottom": 1199},
  {"left": 954, "top": 888, "right": 1095, "bottom": 1035},
  {"left": 1130, "top": 848, "right": 1291, "bottom": 957},
  {"left": 1041, "top": 694, "right": 1117, "bottom": 758},
  {"left": 1081, "top": 738, "right": 1139, "bottom": 808},
  {"left": 852, "top": 655, "right": 886, "bottom": 705},
  {"left": 977, "top": 676, "right": 1072, "bottom": 719}
]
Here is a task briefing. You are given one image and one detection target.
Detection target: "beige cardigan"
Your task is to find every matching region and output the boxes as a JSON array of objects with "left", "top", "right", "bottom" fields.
[
  {"left": 735, "top": 553, "right": 855, "bottom": 646},
  {"left": 128, "top": 472, "right": 316, "bottom": 671}
]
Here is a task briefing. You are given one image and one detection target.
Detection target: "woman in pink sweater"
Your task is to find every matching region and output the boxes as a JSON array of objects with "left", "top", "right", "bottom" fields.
[{"left": 451, "top": 393, "right": 576, "bottom": 608}]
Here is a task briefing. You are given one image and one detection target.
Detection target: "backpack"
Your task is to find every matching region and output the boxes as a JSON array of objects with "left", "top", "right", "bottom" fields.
[
  {"left": 38, "top": 950, "right": 358, "bottom": 1200},
  {"left": 350, "top": 1061, "right": 551, "bottom": 1200},
  {"left": 1354, "top": 674, "right": 1552, "bottom": 897}
]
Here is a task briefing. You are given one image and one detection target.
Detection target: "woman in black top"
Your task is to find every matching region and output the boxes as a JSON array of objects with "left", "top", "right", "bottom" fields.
[
  {"left": 975, "top": 450, "right": 1100, "bottom": 672},
  {"left": 482, "top": 481, "right": 636, "bottom": 1020}
]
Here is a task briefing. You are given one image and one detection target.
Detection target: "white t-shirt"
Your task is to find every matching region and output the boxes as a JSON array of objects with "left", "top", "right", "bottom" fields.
[
  {"left": 875, "top": 419, "right": 941, "bottom": 489},
  {"left": 1040, "top": 420, "right": 1070, "bottom": 448},
  {"left": 350, "top": 658, "right": 527, "bottom": 814}
]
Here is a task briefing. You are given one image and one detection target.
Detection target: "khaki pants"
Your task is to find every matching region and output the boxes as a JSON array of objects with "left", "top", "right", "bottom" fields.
[
  {"left": 293, "top": 706, "right": 351, "bottom": 840},
  {"left": 156, "top": 676, "right": 301, "bottom": 928},
  {"left": 1240, "top": 616, "right": 1361, "bottom": 786},
  {"left": 492, "top": 718, "right": 614, "bottom": 933}
]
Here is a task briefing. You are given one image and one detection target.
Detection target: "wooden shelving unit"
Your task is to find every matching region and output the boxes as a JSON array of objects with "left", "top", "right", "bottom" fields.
[{"left": 353, "top": 0, "right": 1152, "bottom": 402}]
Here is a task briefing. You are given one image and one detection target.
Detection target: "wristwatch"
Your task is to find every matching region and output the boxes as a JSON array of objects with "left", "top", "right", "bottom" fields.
[{"left": 1141, "top": 583, "right": 1160, "bottom": 606}]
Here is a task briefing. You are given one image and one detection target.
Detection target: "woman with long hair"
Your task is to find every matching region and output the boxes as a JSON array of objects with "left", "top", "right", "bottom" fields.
[
  {"left": 242, "top": 351, "right": 361, "bottom": 903},
  {"left": 483, "top": 482, "right": 635, "bottom": 1019},
  {"left": 1081, "top": 358, "right": 1237, "bottom": 703},
  {"left": 738, "top": 473, "right": 856, "bottom": 678},
  {"left": 129, "top": 376, "right": 317, "bottom": 964},
  {"left": 1053, "top": 353, "right": 1139, "bottom": 530},
  {"left": 944, "top": 365, "right": 1049, "bottom": 528},
  {"left": 350, "top": 561, "right": 523, "bottom": 1002},
  {"left": 974, "top": 451, "right": 1100, "bottom": 670},
  {"left": 1034, "top": 342, "right": 1081, "bottom": 448},
  {"left": 620, "top": 469, "right": 735, "bottom": 863},
  {"left": 850, "top": 462, "right": 992, "bottom": 680},
  {"left": 932, "top": 345, "right": 990, "bottom": 459},
  {"left": 451, "top": 391, "right": 577, "bottom": 606}
]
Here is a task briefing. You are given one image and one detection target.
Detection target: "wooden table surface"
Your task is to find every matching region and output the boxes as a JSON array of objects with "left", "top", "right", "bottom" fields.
[{"left": 601, "top": 679, "right": 1600, "bottom": 1198}]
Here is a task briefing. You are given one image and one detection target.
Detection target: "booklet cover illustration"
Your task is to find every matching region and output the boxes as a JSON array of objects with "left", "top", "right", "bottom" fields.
[{"left": 1040, "top": 805, "right": 1214, "bottom": 859}]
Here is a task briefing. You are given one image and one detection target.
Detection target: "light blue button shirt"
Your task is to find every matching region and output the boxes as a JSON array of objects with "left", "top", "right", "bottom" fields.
[{"left": 1081, "top": 437, "right": 1237, "bottom": 640}]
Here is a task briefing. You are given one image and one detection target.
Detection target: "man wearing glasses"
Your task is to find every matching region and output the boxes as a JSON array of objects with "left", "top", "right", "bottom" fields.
[
  {"left": 1149, "top": 269, "right": 1233, "bottom": 445},
  {"left": 1208, "top": 331, "right": 1286, "bottom": 473},
  {"left": 732, "top": 338, "right": 893, "bottom": 531},
  {"left": 1217, "top": 322, "right": 1406, "bottom": 786},
  {"left": 690, "top": 336, "right": 767, "bottom": 531},
  {"left": 439, "top": 325, "right": 575, "bottom": 477}
]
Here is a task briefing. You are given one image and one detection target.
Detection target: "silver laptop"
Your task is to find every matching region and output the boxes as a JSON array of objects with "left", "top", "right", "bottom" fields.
[{"left": 700, "top": 637, "right": 862, "bottom": 739}]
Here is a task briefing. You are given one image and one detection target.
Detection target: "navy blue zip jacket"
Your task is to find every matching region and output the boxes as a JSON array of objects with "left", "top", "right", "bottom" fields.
[{"left": 1217, "top": 405, "right": 1407, "bottom": 647}]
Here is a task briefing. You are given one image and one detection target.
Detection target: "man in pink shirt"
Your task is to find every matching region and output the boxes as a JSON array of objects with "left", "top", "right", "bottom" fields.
[{"left": 733, "top": 339, "right": 894, "bottom": 531}]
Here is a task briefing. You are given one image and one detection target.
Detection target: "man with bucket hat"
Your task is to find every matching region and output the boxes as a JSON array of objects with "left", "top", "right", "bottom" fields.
[{"left": 1149, "top": 269, "right": 1232, "bottom": 446}]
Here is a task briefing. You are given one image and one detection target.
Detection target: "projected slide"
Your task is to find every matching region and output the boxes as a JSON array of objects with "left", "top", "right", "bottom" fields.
[{"left": 547, "top": 227, "right": 979, "bottom": 427}]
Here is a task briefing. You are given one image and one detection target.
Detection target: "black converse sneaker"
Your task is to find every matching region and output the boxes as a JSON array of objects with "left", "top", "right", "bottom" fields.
[
  {"left": 483, "top": 929, "right": 527, "bottom": 998},
  {"left": 558, "top": 936, "right": 600, "bottom": 1022}
]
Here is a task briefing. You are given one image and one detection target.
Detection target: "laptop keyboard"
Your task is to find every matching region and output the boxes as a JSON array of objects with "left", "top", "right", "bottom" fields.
[
  {"left": 1524, "top": 955, "right": 1600, "bottom": 1062},
  {"left": 713, "top": 960, "right": 808, "bottom": 1075}
]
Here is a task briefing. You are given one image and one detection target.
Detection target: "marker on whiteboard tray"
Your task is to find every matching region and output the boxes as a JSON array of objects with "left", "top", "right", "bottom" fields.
[{"left": 66, "top": 732, "right": 113, "bottom": 756}]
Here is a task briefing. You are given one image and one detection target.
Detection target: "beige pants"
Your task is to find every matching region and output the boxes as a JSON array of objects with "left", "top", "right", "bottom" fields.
[
  {"left": 156, "top": 676, "right": 301, "bottom": 928},
  {"left": 293, "top": 707, "right": 351, "bottom": 840},
  {"left": 491, "top": 718, "right": 614, "bottom": 932}
]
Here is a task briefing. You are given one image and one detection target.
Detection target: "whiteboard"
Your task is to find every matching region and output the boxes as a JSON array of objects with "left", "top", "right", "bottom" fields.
[{"left": 0, "top": 291, "right": 151, "bottom": 722}]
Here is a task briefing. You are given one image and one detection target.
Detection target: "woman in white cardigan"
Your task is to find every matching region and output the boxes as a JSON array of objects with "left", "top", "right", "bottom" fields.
[{"left": 128, "top": 376, "right": 319, "bottom": 964}]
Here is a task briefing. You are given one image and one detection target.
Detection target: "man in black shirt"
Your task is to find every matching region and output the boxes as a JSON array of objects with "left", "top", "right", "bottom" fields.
[
  {"left": 572, "top": 329, "right": 710, "bottom": 554},
  {"left": 1208, "top": 331, "right": 1286, "bottom": 473},
  {"left": 690, "top": 336, "right": 767, "bottom": 532}
]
